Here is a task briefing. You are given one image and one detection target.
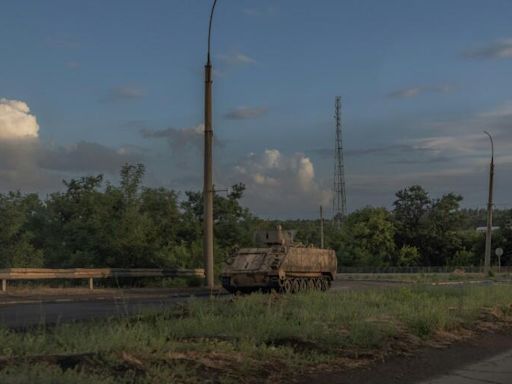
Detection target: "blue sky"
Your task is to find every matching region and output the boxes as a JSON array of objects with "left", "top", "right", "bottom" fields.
[{"left": 0, "top": 0, "right": 511, "bottom": 217}]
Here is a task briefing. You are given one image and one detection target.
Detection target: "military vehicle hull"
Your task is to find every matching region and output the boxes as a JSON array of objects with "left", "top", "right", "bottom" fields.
[{"left": 220, "top": 245, "right": 337, "bottom": 294}]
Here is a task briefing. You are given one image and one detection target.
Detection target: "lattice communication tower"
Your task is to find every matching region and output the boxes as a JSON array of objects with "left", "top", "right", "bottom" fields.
[{"left": 333, "top": 96, "right": 347, "bottom": 224}]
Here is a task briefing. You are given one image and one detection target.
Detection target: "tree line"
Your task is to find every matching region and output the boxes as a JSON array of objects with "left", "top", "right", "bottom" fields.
[
  {"left": 0, "top": 164, "right": 511, "bottom": 269},
  {"left": 281, "top": 185, "right": 512, "bottom": 268}
]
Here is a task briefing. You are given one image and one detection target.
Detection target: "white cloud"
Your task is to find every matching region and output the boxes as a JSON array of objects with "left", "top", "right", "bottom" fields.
[
  {"left": 141, "top": 123, "right": 206, "bottom": 151},
  {"left": 463, "top": 38, "right": 512, "bottom": 60},
  {"left": 410, "top": 100, "right": 512, "bottom": 158},
  {"left": 39, "top": 141, "right": 143, "bottom": 173},
  {"left": 0, "top": 98, "right": 39, "bottom": 140},
  {"left": 0, "top": 98, "right": 144, "bottom": 192},
  {"left": 344, "top": 100, "right": 512, "bottom": 209},
  {"left": 388, "top": 87, "right": 421, "bottom": 99},
  {"left": 297, "top": 157, "right": 315, "bottom": 192},
  {"left": 262, "top": 149, "right": 280, "bottom": 169},
  {"left": 411, "top": 134, "right": 483, "bottom": 155},
  {"left": 224, "top": 106, "right": 267, "bottom": 120},
  {"left": 228, "top": 149, "right": 331, "bottom": 217},
  {"left": 103, "top": 86, "right": 145, "bottom": 102},
  {"left": 479, "top": 100, "right": 512, "bottom": 118},
  {"left": 217, "top": 52, "right": 256, "bottom": 66}
]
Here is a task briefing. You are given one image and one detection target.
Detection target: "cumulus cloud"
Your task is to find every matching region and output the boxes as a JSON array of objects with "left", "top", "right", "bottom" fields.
[
  {"left": 0, "top": 98, "right": 39, "bottom": 140},
  {"left": 103, "top": 86, "right": 145, "bottom": 102},
  {"left": 141, "top": 124, "right": 204, "bottom": 151},
  {"left": 229, "top": 149, "right": 330, "bottom": 217},
  {"left": 463, "top": 38, "right": 512, "bottom": 60},
  {"left": 224, "top": 106, "right": 267, "bottom": 120},
  {"left": 0, "top": 98, "right": 144, "bottom": 192},
  {"left": 387, "top": 84, "right": 455, "bottom": 99}
]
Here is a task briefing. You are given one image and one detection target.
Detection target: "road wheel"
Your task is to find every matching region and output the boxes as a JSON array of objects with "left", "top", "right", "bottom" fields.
[
  {"left": 307, "top": 279, "right": 315, "bottom": 291},
  {"left": 320, "top": 278, "right": 328, "bottom": 292},
  {"left": 291, "top": 279, "right": 300, "bottom": 293},
  {"left": 314, "top": 278, "right": 322, "bottom": 291},
  {"left": 281, "top": 279, "right": 292, "bottom": 294},
  {"left": 299, "top": 278, "right": 307, "bottom": 292}
]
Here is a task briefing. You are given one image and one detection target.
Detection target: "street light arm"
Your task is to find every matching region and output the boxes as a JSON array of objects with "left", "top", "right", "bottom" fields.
[
  {"left": 207, "top": 0, "right": 218, "bottom": 65},
  {"left": 483, "top": 130, "right": 494, "bottom": 162}
]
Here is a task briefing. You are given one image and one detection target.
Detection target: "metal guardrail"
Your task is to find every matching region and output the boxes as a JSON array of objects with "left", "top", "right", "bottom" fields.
[
  {"left": 0, "top": 268, "right": 205, "bottom": 292},
  {"left": 337, "top": 266, "right": 512, "bottom": 274}
]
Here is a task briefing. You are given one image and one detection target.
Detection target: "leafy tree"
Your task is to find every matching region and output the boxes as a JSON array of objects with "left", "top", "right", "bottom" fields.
[
  {"left": 338, "top": 207, "right": 396, "bottom": 267},
  {"left": 447, "top": 248, "right": 474, "bottom": 266},
  {"left": 397, "top": 245, "right": 420, "bottom": 266},
  {"left": 42, "top": 175, "right": 111, "bottom": 267},
  {"left": 393, "top": 186, "right": 469, "bottom": 266},
  {"left": 494, "top": 209, "right": 512, "bottom": 266},
  {"left": 181, "top": 183, "right": 255, "bottom": 268},
  {"left": 0, "top": 192, "right": 44, "bottom": 267},
  {"left": 120, "top": 163, "right": 145, "bottom": 201},
  {"left": 41, "top": 164, "right": 184, "bottom": 268},
  {"left": 2, "top": 164, "right": 509, "bottom": 271},
  {"left": 393, "top": 185, "right": 431, "bottom": 252},
  {"left": 421, "top": 193, "right": 464, "bottom": 265}
]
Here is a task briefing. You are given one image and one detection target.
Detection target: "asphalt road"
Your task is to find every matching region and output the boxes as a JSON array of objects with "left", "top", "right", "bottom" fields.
[
  {"left": 0, "top": 295, "right": 206, "bottom": 329},
  {"left": 419, "top": 348, "right": 512, "bottom": 384},
  {"left": 302, "top": 332, "right": 512, "bottom": 384},
  {"left": 0, "top": 279, "right": 407, "bottom": 329},
  {"left": 1, "top": 279, "right": 498, "bottom": 330},
  {"left": 0, "top": 288, "right": 223, "bottom": 329}
]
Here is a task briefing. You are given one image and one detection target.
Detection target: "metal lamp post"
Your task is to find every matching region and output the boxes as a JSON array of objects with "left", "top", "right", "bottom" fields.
[
  {"left": 483, "top": 130, "right": 494, "bottom": 275},
  {"left": 203, "top": 0, "right": 218, "bottom": 290}
]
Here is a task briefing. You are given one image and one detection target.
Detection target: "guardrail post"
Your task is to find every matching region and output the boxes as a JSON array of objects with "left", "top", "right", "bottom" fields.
[
  {"left": 1, "top": 279, "right": 6, "bottom": 292},
  {"left": 88, "top": 277, "right": 94, "bottom": 290}
]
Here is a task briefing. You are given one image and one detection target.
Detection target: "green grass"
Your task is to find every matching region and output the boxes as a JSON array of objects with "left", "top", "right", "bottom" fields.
[
  {"left": 0, "top": 284, "right": 511, "bottom": 383},
  {"left": 339, "top": 272, "right": 512, "bottom": 283}
]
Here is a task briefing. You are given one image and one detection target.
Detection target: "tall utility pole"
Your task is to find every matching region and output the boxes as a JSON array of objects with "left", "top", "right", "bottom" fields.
[
  {"left": 484, "top": 131, "right": 494, "bottom": 275},
  {"left": 320, "top": 205, "right": 324, "bottom": 249},
  {"left": 332, "top": 96, "right": 347, "bottom": 225},
  {"left": 204, "top": 0, "right": 218, "bottom": 290}
]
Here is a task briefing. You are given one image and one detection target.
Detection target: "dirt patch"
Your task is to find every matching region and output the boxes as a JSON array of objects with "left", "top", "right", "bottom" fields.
[{"left": 269, "top": 336, "right": 331, "bottom": 353}]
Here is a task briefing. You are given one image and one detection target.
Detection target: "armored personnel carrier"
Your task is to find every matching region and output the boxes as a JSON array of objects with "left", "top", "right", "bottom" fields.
[{"left": 220, "top": 226, "right": 337, "bottom": 293}]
